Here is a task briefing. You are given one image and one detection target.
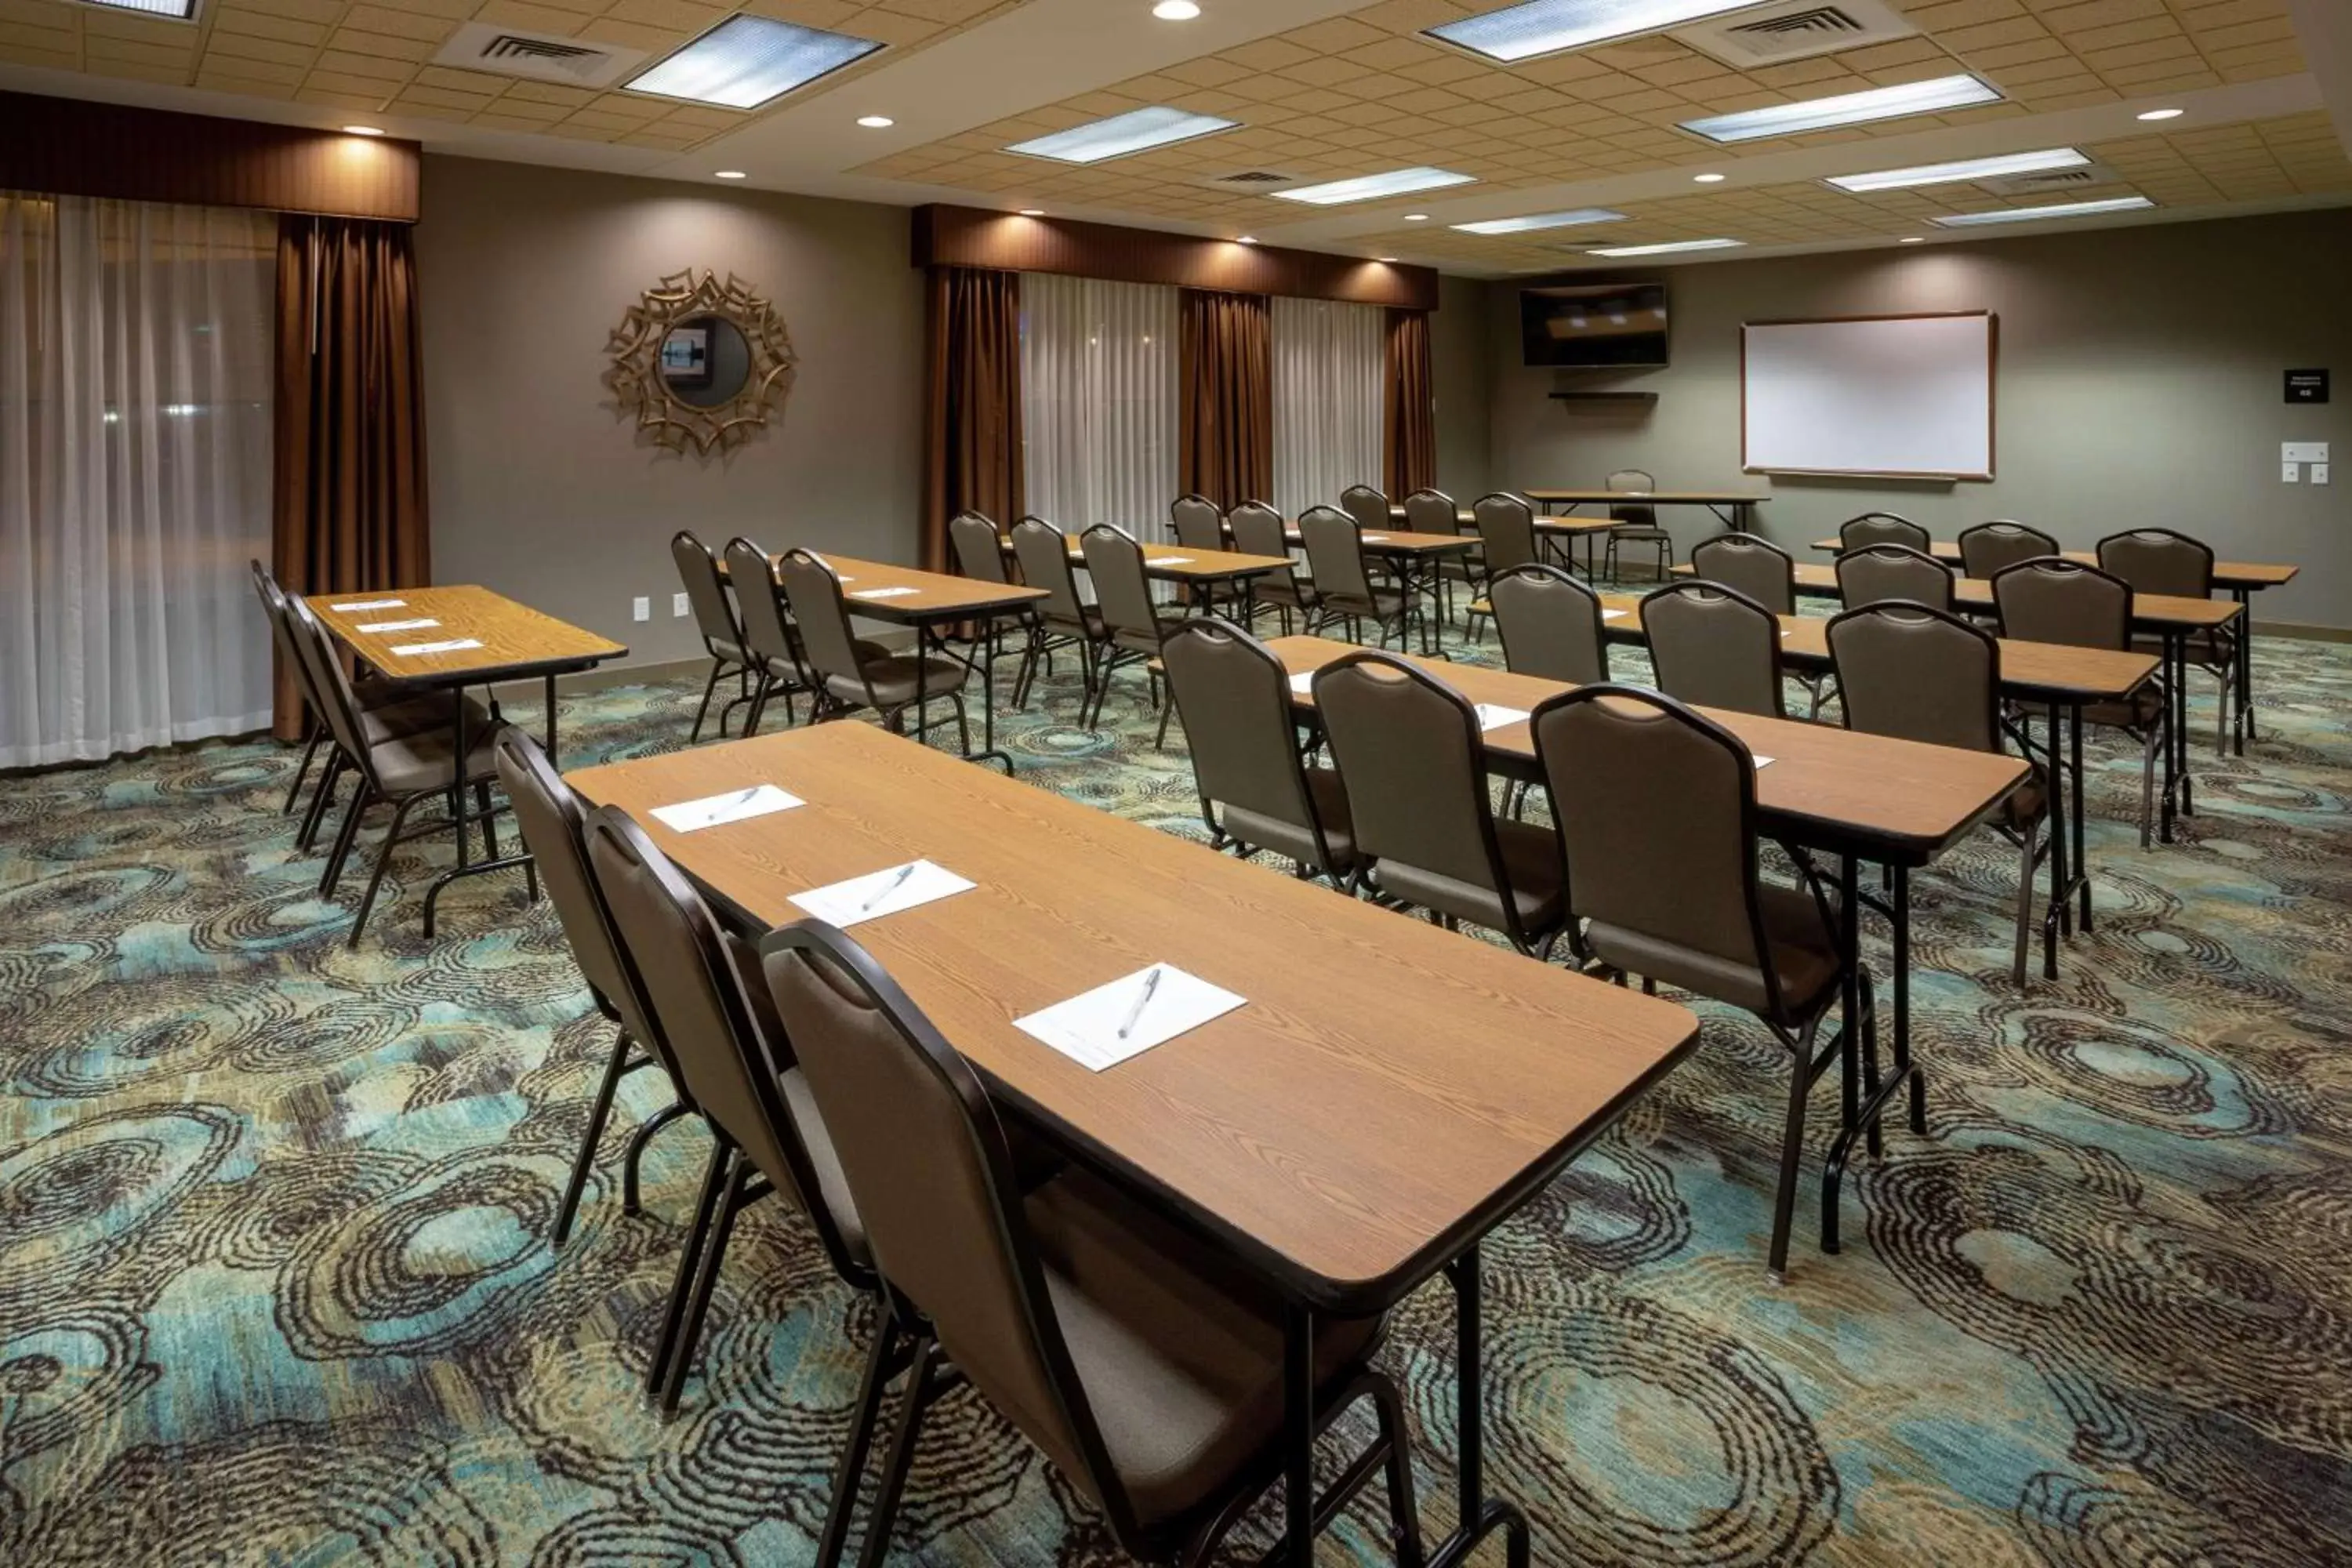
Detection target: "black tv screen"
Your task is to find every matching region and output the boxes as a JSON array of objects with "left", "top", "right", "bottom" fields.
[{"left": 1521, "top": 282, "right": 1669, "bottom": 368}]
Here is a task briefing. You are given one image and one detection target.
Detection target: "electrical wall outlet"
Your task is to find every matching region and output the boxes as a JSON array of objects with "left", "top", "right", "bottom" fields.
[
  {"left": 2282, "top": 462, "right": 2300, "bottom": 483},
  {"left": 632, "top": 596, "right": 651, "bottom": 622},
  {"left": 673, "top": 591, "right": 691, "bottom": 618},
  {"left": 2315, "top": 463, "right": 2332, "bottom": 485},
  {"left": 2283, "top": 441, "right": 2330, "bottom": 464}
]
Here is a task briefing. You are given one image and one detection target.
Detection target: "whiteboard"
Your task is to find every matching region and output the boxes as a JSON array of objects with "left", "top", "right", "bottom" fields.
[{"left": 1742, "top": 313, "right": 1994, "bottom": 480}]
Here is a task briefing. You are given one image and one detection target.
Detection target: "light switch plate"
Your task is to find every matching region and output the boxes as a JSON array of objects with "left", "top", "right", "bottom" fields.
[
  {"left": 673, "top": 591, "right": 691, "bottom": 617},
  {"left": 2315, "top": 463, "right": 2332, "bottom": 485},
  {"left": 2283, "top": 441, "right": 2329, "bottom": 463},
  {"left": 632, "top": 596, "right": 651, "bottom": 622},
  {"left": 2283, "top": 462, "right": 2300, "bottom": 483}
]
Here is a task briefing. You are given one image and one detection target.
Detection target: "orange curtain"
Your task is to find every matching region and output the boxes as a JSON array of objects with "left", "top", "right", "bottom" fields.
[
  {"left": 272, "top": 215, "right": 430, "bottom": 737},
  {"left": 1384, "top": 307, "right": 1436, "bottom": 497},
  {"left": 920, "top": 266, "right": 1024, "bottom": 572},
  {"left": 1178, "top": 288, "right": 1272, "bottom": 510}
]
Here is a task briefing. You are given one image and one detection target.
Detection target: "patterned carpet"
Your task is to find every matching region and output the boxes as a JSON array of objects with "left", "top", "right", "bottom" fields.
[{"left": 5, "top": 613, "right": 2351, "bottom": 1567}]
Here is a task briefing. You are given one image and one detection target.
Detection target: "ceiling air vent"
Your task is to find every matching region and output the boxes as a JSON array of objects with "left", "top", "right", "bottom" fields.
[
  {"left": 1675, "top": 0, "right": 1917, "bottom": 70},
  {"left": 1978, "top": 162, "right": 2121, "bottom": 195},
  {"left": 432, "top": 22, "right": 650, "bottom": 89},
  {"left": 1213, "top": 171, "right": 1296, "bottom": 185}
]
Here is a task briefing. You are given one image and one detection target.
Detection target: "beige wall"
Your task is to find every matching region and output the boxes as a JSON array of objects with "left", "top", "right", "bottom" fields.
[
  {"left": 416, "top": 154, "right": 926, "bottom": 669},
  {"left": 1432, "top": 271, "right": 1494, "bottom": 504},
  {"left": 1482, "top": 208, "right": 2352, "bottom": 629}
]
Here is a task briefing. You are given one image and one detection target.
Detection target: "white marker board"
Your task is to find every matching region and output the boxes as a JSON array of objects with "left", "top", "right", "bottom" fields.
[{"left": 1742, "top": 312, "right": 1995, "bottom": 480}]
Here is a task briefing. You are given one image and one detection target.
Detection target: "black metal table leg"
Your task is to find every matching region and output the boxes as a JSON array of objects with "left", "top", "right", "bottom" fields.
[
  {"left": 543, "top": 672, "right": 559, "bottom": 764},
  {"left": 2172, "top": 630, "right": 2194, "bottom": 819},
  {"left": 1282, "top": 1301, "right": 1316, "bottom": 1566},
  {"left": 2232, "top": 588, "right": 2254, "bottom": 753},
  {"left": 2041, "top": 703, "right": 2069, "bottom": 977},
  {"left": 2071, "top": 704, "right": 2091, "bottom": 932},
  {"left": 1427, "top": 1243, "right": 1532, "bottom": 1568}
]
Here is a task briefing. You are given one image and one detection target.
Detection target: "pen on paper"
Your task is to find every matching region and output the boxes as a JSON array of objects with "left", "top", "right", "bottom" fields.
[
  {"left": 861, "top": 863, "right": 917, "bottom": 913},
  {"left": 1117, "top": 965, "right": 1162, "bottom": 1040},
  {"left": 710, "top": 786, "right": 760, "bottom": 822}
]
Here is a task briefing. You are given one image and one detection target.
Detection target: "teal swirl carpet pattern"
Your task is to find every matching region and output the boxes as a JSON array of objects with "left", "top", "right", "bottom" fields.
[{"left": 4, "top": 626, "right": 2351, "bottom": 1566}]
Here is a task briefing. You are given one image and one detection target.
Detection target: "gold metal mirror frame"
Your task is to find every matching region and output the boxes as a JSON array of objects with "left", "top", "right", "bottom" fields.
[{"left": 605, "top": 269, "right": 797, "bottom": 456}]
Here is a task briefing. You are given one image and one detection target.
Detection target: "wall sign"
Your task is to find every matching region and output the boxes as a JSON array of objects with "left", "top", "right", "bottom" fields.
[{"left": 2285, "top": 368, "right": 2328, "bottom": 404}]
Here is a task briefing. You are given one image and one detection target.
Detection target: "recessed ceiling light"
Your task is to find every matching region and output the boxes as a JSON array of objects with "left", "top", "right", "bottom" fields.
[
  {"left": 1453, "top": 208, "right": 1626, "bottom": 234},
  {"left": 1692, "top": 172, "right": 1725, "bottom": 183},
  {"left": 1899, "top": 235, "right": 1926, "bottom": 243},
  {"left": 626, "top": 15, "right": 884, "bottom": 110},
  {"left": 856, "top": 114, "right": 894, "bottom": 128},
  {"left": 1236, "top": 235, "right": 1258, "bottom": 244},
  {"left": 1933, "top": 196, "right": 2155, "bottom": 227},
  {"left": 1018, "top": 208, "right": 1046, "bottom": 216},
  {"left": 2137, "top": 107, "right": 2184, "bottom": 121},
  {"left": 341, "top": 125, "right": 385, "bottom": 137},
  {"left": 1828, "top": 147, "right": 2089, "bottom": 193},
  {"left": 1428, "top": 0, "right": 1758, "bottom": 64},
  {"left": 1584, "top": 238, "right": 1745, "bottom": 257},
  {"left": 1007, "top": 106, "right": 1238, "bottom": 164},
  {"left": 1377, "top": 256, "right": 1399, "bottom": 262},
  {"left": 80, "top": 0, "right": 196, "bottom": 15},
  {"left": 1153, "top": 0, "right": 1202, "bottom": 16},
  {"left": 713, "top": 169, "right": 748, "bottom": 180},
  {"left": 1403, "top": 212, "right": 1430, "bottom": 221},
  {"left": 1679, "top": 74, "right": 2002, "bottom": 143},
  {"left": 1272, "top": 167, "right": 1475, "bottom": 205}
]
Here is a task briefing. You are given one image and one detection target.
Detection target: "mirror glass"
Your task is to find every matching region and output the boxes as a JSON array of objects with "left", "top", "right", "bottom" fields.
[{"left": 659, "top": 315, "right": 752, "bottom": 408}]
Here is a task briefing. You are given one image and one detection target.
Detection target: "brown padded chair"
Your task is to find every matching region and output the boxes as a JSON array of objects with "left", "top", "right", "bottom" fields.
[
  {"left": 1338, "top": 482, "right": 1391, "bottom": 536},
  {"left": 582, "top": 807, "right": 873, "bottom": 1422},
  {"left": 1640, "top": 579, "right": 1788, "bottom": 720},
  {"left": 1407, "top": 487, "right": 1476, "bottom": 627},
  {"left": 1529, "top": 684, "right": 1863, "bottom": 1278},
  {"left": 1298, "top": 505, "right": 1408, "bottom": 648},
  {"left": 1010, "top": 517, "right": 1105, "bottom": 710},
  {"left": 1489, "top": 564, "right": 1609, "bottom": 686},
  {"left": 1603, "top": 467, "right": 1673, "bottom": 582},
  {"left": 779, "top": 549, "right": 975, "bottom": 753},
  {"left": 1168, "top": 495, "right": 1241, "bottom": 617},
  {"left": 674, "top": 530, "right": 755, "bottom": 743},
  {"left": 723, "top": 537, "right": 814, "bottom": 735},
  {"left": 759, "top": 920, "right": 1423, "bottom": 1568},
  {"left": 1312, "top": 652, "right": 1569, "bottom": 957},
  {"left": 1826, "top": 604, "right": 2049, "bottom": 988},
  {"left": 1835, "top": 543, "right": 1955, "bottom": 614},
  {"left": 1690, "top": 532, "right": 1795, "bottom": 615},
  {"left": 1077, "top": 524, "right": 1175, "bottom": 733},
  {"left": 1838, "top": 512, "right": 1929, "bottom": 554},
  {"left": 1958, "top": 520, "right": 2057, "bottom": 581},
  {"left": 1160, "top": 619, "right": 1355, "bottom": 882},
  {"left": 1227, "top": 500, "right": 1316, "bottom": 636},
  {"left": 1465, "top": 492, "right": 1541, "bottom": 641},
  {"left": 2097, "top": 526, "right": 2235, "bottom": 753},
  {"left": 493, "top": 728, "right": 691, "bottom": 1244},
  {"left": 1992, "top": 557, "right": 2165, "bottom": 848},
  {"left": 947, "top": 509, "right": 1036, "bottom": 681}
]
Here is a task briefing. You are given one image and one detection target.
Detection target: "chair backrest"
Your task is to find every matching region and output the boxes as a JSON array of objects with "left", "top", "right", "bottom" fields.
[
  {"left": 1489, "top": 564, "right": 1606, "bottom": 685},
  {"left": 759, "top": 920, "right": 1134, "bottom": 1535},
  {"left": 948, "top": 510, "right": 1011, "bottom": 585},
  {"left": 1298, "top": 505, "right": 1375, "bottom": 604},
  {"left": 1957, "top": 520, "right": 2057, "bottom": 581},
  {"left": 249, "top": 561, "right": 323, "bottom": 719},
  {"left": 1225, "top": 499, "right": 1291, "bottom": 566},
  {"left": 673, "top": 531, "right": 744, "bottom": 655},
  {"left": 1838, "top": 511, "right": 1929, "bottom": 553},
  {"left": 1339, "top": 484, "right": 1391, "bottom": 535},
  {"left": 1078, "top": 524, "right": 1163, "bottom": 641},
  {"left": 1011, "top": 517, "right": 1089, "bottom": 622},
  {"left": 1472, "top": 492, "right": 1539, "bottom": 575},
  {"left": 1530, "top": 685, "right": 1787, "bottom": 1016},
  {"left": 1835, "top": 543, "right": 1954, "bottom": 613},
  {"left": 1312, "top": 652, "right": 1508, "bottom": 899},
  {"left": 723, "top": 538, "right": 800, "bottom": 674},
  {"left": 1160, "top": 619, "right": 1328, "bottom": 853},
  {"left": 1992, "top": 557, "right": 2132, "bottom": 651},
  {"left": 1168, "top": 494, "right": 1226, "bottom": 554},
  {"left": 281, "top": 595, "right": 379, "bottom": 786},
  {"left": 2097, "top": 527, "right": 2214, "bottom": 601},
  {"left": 1825, "top": 602, "right": 2000, "bottom": 754},
  {"left": 775, "top": 549, "right": 867, "bottom": 689},
  {"left": 1606, "top": 468, "right": 1656, "bottom": 528},
  {"left": 1689, "top": 532, "right": 1795, "bottom": 615},
  {"left": 1640, "top": 580, "right": 1785, "bottom": 718},
  {"left": 583, "top": 808, "right": 862, "bottom": 1282},
  {"left": 1403, "top": 488, "right": 1457, "bottom": 535}
]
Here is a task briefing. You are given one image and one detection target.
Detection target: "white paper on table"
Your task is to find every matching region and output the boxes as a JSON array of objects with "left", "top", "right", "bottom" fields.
[
  {"left": 390, "top": 637, "right": 484, "bottom": 656},
  {"left": 1474, "top": 703, "right": 1530, "bottom": 732},
  {"left": 1602, "top": 608, "right": 1628, "bottom": 621},
  {"left": 1156, "top": 555, "right": 1195, "bottom": 564},
  {"left": 330, "top": 597, "right": 405, "bottom": 612},
  {"left": 1288, "top": 671, "right": 1316, "bottom": 695},
  {"left": 851, "top": 586, "right": 920, "bottom": 600},
  {"left": 789, "top": 859, "right": 974, "bottom": 928},
  {"left": 358, "top": 618, "right": 438, "bottom": 633},
  {"left": 648, "top": 783, "right": 804, "bottom": 833},
  {"left": 1014, "top": 964, "right": 1246, "bottom": 1073},
  {"left": 1753, "top": 755, "right": 1776, "bottom": 770},
  {"left": 1362, "top": 534, "right": 1390, "bottom": 543}
]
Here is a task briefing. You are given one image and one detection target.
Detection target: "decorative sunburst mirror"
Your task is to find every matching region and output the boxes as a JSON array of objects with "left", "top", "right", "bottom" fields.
[{"left": 605, "top": 270, "right": 797, "bottom": 456}]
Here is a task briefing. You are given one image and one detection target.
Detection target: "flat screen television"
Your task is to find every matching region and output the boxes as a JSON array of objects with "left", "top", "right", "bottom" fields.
[{"left": 1521, "top": 281, "right": 1669, "bottom": 368}]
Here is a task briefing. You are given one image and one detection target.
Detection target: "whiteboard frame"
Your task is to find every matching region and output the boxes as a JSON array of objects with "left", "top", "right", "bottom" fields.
[{"left": 1740, "top": 310, "right": 1998, "bottom": 481}]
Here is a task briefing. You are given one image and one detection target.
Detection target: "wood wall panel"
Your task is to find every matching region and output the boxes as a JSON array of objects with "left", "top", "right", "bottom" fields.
[
  {"left": 0, "top": 93, "right": 420, "bottom": 223},
  {"left": 913, "top": 203, "right": 1439, "bottom": 311}
]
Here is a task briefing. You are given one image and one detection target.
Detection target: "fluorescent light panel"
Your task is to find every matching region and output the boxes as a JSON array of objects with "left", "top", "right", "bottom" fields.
[
  {"left": 1935, "top": 196, "right": 2154, "bottom": 227},
  {"left": 1428, "top": 0, "right": 1759, "bottom": 64},
  {"left": 1680, "top": 74, "right": 2001, "bottom": 144},
  {"left": 1272, "top": 167, "right": 1475, "bottom": 205},
  {"left": 1584, "top": 238, "right": 1744, "bottom": 256},
  {"left": 1007, "top": 106, "right": 1237, "bottom": 164},
  {"left": 82, "top": 0, "right": 197, "bottom": 13},
  {"left": 1828, "top": 147, "right": 2089, "bottom": 193},
  {"left": 627, "top": 15, "right": 883, "bottom": 110},
  {"left": 1454, "top": 208, "right": 1626, "bottom": 234}
]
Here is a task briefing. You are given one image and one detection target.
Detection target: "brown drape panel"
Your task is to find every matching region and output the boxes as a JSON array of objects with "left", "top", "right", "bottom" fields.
[
  {"left": 1384, "top": 307, "right": 1436, "bottom": 497},
  {"left": 271, "top": 214, "right": 430, "bottom": 736},
  {"left": 1178, "top": 289, "right": 1272, "bottom": 510},
  {"left": 920, "top": 265, "right": 1024, "bottom": 572}
]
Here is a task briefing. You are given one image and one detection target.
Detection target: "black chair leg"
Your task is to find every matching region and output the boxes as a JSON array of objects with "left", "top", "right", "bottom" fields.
[
  {"left": 283, "top": 721, "right": 322, "bottom": 815},
  {"left": 297, "top": 750, "right": 344, "bottom": 851},
  {"left": 690, "top": 659, "right": 723, "bottom": 743},
  {"left": 855, "top": 1330, "right": 942, "bottom": 1568},
  {"left": 1370, "top": 1374, "right": 1428, "bottom": 1568},
  {"left": 320, "top": 779, "right": 375, "bottom": 897},
  {"left": 474, "top": 779, "right": 500, "bottom": 859},
  {"left": 622, "top": 1099, "right": 689, "bottom": 1216},
  {"left": 553, "top": 1025, "right": 634, "bottom": 1247},
  {"left": 1766, "top": 1016, "right": 1820, "bottom": 1279},
  {"left": 815, "top": 1308, "right": 904, "bottom": 1568},
  {"left": 347, "top": 791, "right": 421, "bottom": 946},
  {"left": 658, "top": 1151, "right": 749, "bottom": 1415},
  {"left": 647, "top": 1133, "right": 730, "bottom": 1401}
]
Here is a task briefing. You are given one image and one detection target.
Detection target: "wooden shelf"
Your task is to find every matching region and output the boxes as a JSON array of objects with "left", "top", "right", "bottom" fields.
[{"left": 1549, "top": 390, "right": 1659, "bottom": 405}]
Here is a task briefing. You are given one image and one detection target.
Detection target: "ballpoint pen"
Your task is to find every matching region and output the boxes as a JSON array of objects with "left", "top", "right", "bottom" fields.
[
  {"left": 1116, "top": 964, "right": 1162, "bottom": 1040},
  {"left": 860, "top": 862, "right": 918, "bottom": 913}
]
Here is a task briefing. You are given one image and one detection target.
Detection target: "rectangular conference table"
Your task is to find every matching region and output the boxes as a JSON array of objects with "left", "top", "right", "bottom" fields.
[
  {"left": 309, "top": 583, "right": 627, "bottom": 935},
  {"left": 1590, "top": 592, "right": 2159, "bottom": 980},
  {"left": 1265, "top": 634, "right": 2027, "bottom": 1228},
  {"left": 1525, "top": 488, "right": 1771, "bottom": 532},
  {"left": 1806, "top": 538, "right": 2299, "bottom": 754},
  {"left": 1278, "top": 522, "right": 1479, "bottom": 653},
  {"left": 570, "top": 720, "right": 1700, "bottom": 1568}
]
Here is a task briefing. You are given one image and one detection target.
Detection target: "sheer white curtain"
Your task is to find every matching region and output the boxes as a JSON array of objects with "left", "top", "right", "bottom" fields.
[
  {"left": 1021, "top": 274, "right": 1180, "bottom": 543},
  {"left": 0, "top": 193, "right": 275, "bottom": 768},
  {"left": 1271, "top": 295, "right": 1383, "bottom": 520}
]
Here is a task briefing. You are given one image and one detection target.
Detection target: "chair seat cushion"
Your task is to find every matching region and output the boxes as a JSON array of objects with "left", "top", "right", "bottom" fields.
[
  {"left": 1221, "top": 765, "right": 1356, "bottom": 875},
  {"left": 368, "top": 717, "right": 506, "bottom": 796},
  {"left": 1586, "top": 881, "right": 1840, "bottom": 1018},
  {"left": 1024, "top": 1167, "right": 1384, "bottom": 1533},
  {"left": 357, "top": 690, "right": 490, "bottom": 746},
  {"left": 1320, "top": 587, "right": 1406, "bottom": 619},
  {"left": 2082, "top": 687, "right": 2164, "bottom": 730},
  {"left": 828, "top": 654, "right": 971, "bottom": 709},
  {"left": 1368, "top": 816, "right": 1563, "bottom": 937},
  {"left": 1253, "top": 575, "right": 1317, "bottom": 611}
]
